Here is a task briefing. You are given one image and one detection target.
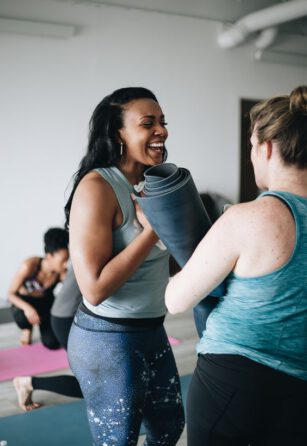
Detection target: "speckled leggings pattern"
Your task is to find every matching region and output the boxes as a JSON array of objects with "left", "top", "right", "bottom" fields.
[{"left": 68, "top": 308, "right": 185, "bottom": 446}]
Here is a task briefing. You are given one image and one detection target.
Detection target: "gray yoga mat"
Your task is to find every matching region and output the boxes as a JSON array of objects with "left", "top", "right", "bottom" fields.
[
  {"left": 136, "top": 163, "right": 225, "bottom": 297},
  {"left": 0, "top": 375, "right": 192, "bottom": 446}
]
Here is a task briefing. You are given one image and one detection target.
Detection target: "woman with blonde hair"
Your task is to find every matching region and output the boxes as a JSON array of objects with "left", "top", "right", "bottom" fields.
[{"left": 166, "top": 86, "right": 307, "bottom": 445}]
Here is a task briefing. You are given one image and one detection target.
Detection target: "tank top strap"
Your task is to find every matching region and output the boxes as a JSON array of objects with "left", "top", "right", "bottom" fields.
[
  {"left": 30, "top": 257, "right": 43, "bottom": 280},
  {"left": 258, "top": 190, "right": 293, "bottom": 212},
  {"left": 258, "top": 190, "right": 307, "bottom": 243},
  {"left": 95, "top": 167, "right": 135, "bottom": 227}
]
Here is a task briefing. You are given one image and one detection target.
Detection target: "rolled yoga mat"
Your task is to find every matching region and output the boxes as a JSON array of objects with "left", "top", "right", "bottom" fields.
[{"left": 136, "top": 163, "right": 225, "bottom": 297}]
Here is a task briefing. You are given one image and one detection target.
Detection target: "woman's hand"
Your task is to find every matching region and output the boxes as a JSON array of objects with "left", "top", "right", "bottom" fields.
[
  {"left": 24, "top": 306, "right": 41, "bottom": 325},
  {"left": 131, "top": 193, "right": 156, "bottom": 234}
]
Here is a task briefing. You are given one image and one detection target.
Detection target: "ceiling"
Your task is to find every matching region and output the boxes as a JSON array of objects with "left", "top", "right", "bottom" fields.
[
  {"left": 58, "top": 0, "right": 307, "bottom": 65},
  {"left": 56, "top": 0, "right": 290, "bottom": 21},
  {"left": 2, "top": 0, "right": 307, "bottom": 65},
  {"left": 56, "top": 0, "right": 307, "bottom": 27}
]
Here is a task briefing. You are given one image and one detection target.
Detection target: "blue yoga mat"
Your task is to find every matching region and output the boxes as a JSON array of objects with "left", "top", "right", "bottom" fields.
[
  {"left": 0, "top": 375, "right": 192, "bottom": 446},
  {"left": 137, "top": 163, "right": 225, "bottom": 297}
]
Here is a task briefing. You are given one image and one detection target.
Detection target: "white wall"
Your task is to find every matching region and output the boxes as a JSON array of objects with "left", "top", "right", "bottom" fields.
[{"left": 1, "top": 0, "right": 307, "bottom": 300}]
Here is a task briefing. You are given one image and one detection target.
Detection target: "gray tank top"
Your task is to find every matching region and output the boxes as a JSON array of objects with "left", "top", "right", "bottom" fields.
[
  {"left": 51, "top": 263, "right": 82, "bottom": 318},
  {"left": 83, "top": 166, "right": 170, "bottom": 318}
]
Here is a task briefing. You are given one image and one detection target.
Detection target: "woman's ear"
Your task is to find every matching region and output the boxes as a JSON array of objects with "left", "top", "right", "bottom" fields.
[{"left": 263, "top": 140, "right": 273, "bottom": 160}]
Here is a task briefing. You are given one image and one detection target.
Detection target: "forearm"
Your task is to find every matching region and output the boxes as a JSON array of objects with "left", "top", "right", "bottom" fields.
[
  {"left": 81, "top": 228, "right": 159, "bottom": 305},
  {"left": 8, "top": 293, "right": 33, "bottom": 312}
]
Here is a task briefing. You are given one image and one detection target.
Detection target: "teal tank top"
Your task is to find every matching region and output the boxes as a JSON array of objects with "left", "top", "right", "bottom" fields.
[
  {"left": 197, "top": 191, "right": 307, "bottom": 381},
  {"left": 83, "top": 166, "right": 170, "bottom": 318}
]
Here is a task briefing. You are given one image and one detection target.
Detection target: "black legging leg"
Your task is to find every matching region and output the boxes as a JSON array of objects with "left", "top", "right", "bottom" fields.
[
  {"left": 11, "top": 306, "right": 32, "bottom": 330},
  {"left": 32, "top": 315, "right": 83, "bottom": 399},
  {"left": 39, "top": 317, "right": 60, "bottom": 350},
  {"left": 50, "top": 316, "right": 73, "bottom": 349},
  {"left": 32, "top": 375, "right": 83, "bottom": 398},
  {"left": 11, "top": 294, "right": 60, "bottom": 349}
]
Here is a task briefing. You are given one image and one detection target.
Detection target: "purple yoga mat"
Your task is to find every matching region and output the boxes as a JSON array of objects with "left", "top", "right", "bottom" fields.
[{"left": 0, "top": 343, "right": 69, "bottom": 382}]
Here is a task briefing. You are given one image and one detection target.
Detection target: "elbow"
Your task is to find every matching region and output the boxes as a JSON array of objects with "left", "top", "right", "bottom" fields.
[
  {"left": 166, "top": 303, "right": 186, "bottom": 315},
  {"left": 165, "top": 276, "right": 188, "bottom": 315},
  {"left": 82, "top": 285, "right": 109, "bottom": 307},
  {"left": 165, "top": 295, "right": 186, "bottom": 315},
  {"left": 165, "top": 277, "right": 189, "bottom": 314},
  {"left": 167, "top": 305, "right": 180, "bottom": 315}
]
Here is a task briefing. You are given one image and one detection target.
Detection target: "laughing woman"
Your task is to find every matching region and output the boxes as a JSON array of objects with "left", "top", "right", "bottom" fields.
[
  {"left": 166, "top": 86, "right": 307, "bottom": 446},
  {"left": 65, "top": 87, "right": 184, "bottom": 446}
]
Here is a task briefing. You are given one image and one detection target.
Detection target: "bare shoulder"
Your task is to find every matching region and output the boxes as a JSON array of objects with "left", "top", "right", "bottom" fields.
[
  {"left": 71, "top": 171, "right": 119, "bottom": 223},
  {"left": 212, "top": 202, "right": 251, "bottom": 230},
  {"left": 249, "top": 195, "right": 294, "bottom": 226},
  {"left": 221, "top": 196, "right": 290, "bottom": 221},
  {"left": 211, "top": 199, "right": 275, "bottom": 239},
  {"left": 221, "top": 196, "right": 295, "bottom": 242},
  {"left": 70, "top": 170, "right": 118, "bottom": 234},
  {"left": 18, "top": 257, "right": 40, "bottom": 276},
  {"left": 74, "top": 171, "right": 117, "bottom": 205}
]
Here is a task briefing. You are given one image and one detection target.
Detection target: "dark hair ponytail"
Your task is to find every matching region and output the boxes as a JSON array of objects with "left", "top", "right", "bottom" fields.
[
  {"left": 64, "top": 87, "right": 160, "bottom": 229},
  {"left": 44, "top": 227, "right": 69, "bottom": 254}
]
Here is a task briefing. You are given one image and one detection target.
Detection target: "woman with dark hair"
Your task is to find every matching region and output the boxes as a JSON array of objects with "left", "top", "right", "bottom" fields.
[
  {"left": 13, "top": 262, "right": 83, "bottom": 412},
  {"left": 166, "top": 86, "right": 307, "bottom": 445},
  {"left": 66, "top": 87, "right": 184, "bottom": 445},
  {"left": 9, "top": 227, "right": 69, "bottom": 348}
]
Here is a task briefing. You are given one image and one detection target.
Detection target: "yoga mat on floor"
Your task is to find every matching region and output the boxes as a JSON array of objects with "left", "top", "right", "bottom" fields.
[
  {"left": 168, "top": 335, "right": 182, "bottom": 346},
  {"left": 0, "top": 374, "right": 192, "bottom": 446},
  {"left": 0, "top": 343, "right": 69, "bottom": 382},
  {"left": 136, "top": 163, "right": 225, "bottom": 297}
]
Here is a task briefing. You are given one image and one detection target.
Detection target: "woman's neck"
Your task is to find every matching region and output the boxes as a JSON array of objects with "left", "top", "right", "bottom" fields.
[
  {"left": 117, "top": 161, "right": 145, "bottom": 185},
  {"left": 41, "top": 257, "right": 54, "bottom": 274},
  {"left": 268, "top": 166, "right": 307, "bottom": 197}
]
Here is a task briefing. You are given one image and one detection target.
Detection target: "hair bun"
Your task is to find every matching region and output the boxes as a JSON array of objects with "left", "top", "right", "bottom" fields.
[{"left": 290, "top": 85, "right": 307, "bottom": 115}]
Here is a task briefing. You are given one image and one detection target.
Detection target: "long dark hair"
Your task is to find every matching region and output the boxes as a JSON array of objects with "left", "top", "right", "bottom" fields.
[{"left": 64, "top": 87, "right": 167, "bottom": 229}]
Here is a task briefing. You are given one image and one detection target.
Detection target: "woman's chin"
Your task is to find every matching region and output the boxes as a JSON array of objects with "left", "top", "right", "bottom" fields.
[{"left": 147, "top": 155, "right": 163, "bottom": 166}]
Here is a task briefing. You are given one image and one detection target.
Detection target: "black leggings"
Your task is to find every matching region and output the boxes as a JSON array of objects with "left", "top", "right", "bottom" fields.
[
  {"left": 187, "top": 354, "right": 307, "bottom": 446},
  {"left": 11, "top": 294, "right": 59, "bottom": 350},
  {"left": 50, "top": 315, "right": 73, "bottom": 349},
  {"left": 32, "top": 315, "right": 82, "bottom": 398}
]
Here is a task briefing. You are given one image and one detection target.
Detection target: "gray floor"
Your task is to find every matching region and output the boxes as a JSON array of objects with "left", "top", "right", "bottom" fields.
[{"left": 0, "top": 308, "right": 199, "bottom": 445}]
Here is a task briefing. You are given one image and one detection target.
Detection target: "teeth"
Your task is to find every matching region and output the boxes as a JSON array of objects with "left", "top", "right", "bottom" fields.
[{"left": 148, "top": 143, "right": 164, "bottom": 148}]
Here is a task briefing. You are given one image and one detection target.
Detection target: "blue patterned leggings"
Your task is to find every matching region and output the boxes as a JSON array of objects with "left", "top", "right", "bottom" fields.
[{"left": 68, "top": 308, "right": 185, "bottom": 446}]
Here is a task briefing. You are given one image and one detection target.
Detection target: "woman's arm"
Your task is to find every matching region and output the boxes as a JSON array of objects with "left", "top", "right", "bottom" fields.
[
  {"left": 165, "top": 206, "right": 241, "bottom": 314},
  {"left": 69, "top": 172, "right": 159, "bottom": 306},
  {"left": 8, "top": 258, "right": 41, "bottom": 324}
]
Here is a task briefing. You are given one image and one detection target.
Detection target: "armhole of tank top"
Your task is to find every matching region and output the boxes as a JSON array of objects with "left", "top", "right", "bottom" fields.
[{"left": 95, "top": 168, "right": 129, "bottom": 229}]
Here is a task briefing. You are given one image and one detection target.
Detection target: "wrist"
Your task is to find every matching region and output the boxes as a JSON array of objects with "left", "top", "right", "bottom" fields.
[
  {"left": 142, "top": 227, "right": 159, "bottom": 243},
  {"left": 24, "top": 304, "right": 33, "bottom": 313}
]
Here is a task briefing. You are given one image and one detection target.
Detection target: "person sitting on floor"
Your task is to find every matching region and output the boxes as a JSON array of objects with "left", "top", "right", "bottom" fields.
[
  {"left": 8, "top": 227, "right": 69, "bottom": 348},
  {"left": 13, "top": 262, "right": 83, "bottom": 411}
]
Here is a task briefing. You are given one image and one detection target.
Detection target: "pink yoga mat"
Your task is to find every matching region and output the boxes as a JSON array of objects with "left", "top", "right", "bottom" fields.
[
  {"left": 168, "top": 336, "right": 182, "bottom": 346},
  {"left": 0, "top": 343, "right": 69, "bottom": 382}
]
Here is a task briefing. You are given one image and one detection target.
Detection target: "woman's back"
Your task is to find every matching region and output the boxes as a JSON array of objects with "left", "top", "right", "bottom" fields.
[
  {"left": 197, "top": 191, "right": 307, "bottom": 379},
  {"left": 231, "top": 194, "right": 296, "bottom": 278}
]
